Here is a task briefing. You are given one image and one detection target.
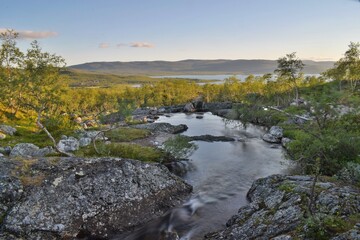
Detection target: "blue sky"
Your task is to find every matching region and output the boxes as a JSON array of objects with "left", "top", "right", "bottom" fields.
[{"left": 1, "top": 0, "right": 360, "bottom": 65}]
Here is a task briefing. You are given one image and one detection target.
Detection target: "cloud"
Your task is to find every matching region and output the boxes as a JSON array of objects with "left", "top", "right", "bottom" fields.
[
  {"left": 116, "top": 43, "right": 128, "bottom": 47},
  {"left": 0, "top": 28, "right": 58, "bottom": 39},
  {"left": 99, "top": 43, "right": 110, "bottom": 48},
  {"left": 130, "top": 42, "right": 154, "bottom": 48}
]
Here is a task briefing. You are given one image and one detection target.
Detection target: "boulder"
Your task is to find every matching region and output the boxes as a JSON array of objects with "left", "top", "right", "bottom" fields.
[
  {"left": 0, "top": 146, "right": 12, "bottom": 155},
  {"left": 0, "top": 124, "right": 17, "bottom": 136},
  {"left": 263, "top": 133, "right": 281, "bottom": 143},
  {"left": 132, "top": 123, "right": 188, "bottom": 134},
  {"left": 263, "top": 126, "right": 283, "bottom": 144},
  {"left": 57, "top": 136, "right": 80, "bottom": 152},
  {"left": 184, "top": 102, "right": 196, "bottom": 112},
  {"left": 205, "top": 174, "right": 360, "bottom": 240},
  {"left": 1, "top": 157, "right": 192, "bottom": 239},
  {"left": 269, "top": 126, "right": 283, "bottom": 138},
  {"left": 79, "top": 137, "right": 92, "bottom": 147},
  {"left": 281, "top": 137, "right": 292, "bottom": 148},
  {"left": 9, "top": 143, "right": 54, "bottom": 157}
]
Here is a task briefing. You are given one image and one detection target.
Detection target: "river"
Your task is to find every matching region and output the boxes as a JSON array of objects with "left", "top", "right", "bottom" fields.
[
  {"left": 122, "top": 112, "right": 289, "bottom": 240},
  {"left": 158, "top": 113, "right": 288, "bottom": 239}
]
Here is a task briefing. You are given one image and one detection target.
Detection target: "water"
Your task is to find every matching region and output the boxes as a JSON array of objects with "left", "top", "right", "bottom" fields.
[
  {"left": 121, "top": 112, "right": 288, "bottom": 240},
  {"left": 151, "top": 74, "right": 255, "bottom": 82},
  {"left": 151, "top": 74, "right": 321, "bottom": 83}
]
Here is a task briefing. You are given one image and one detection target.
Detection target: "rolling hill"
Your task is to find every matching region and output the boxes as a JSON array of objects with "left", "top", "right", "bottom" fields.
[{"left": 69, "top": 59, "right": 335, "bottom": 75}]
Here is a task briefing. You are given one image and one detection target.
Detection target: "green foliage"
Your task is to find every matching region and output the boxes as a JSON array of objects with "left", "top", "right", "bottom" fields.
[
  {"left": 43, "top": 114, "right": 76, "bottom": 132},
  {"left": 163, "top": 135, "right": 198, "bottom": 159},
  {"left": 275, "top": 52, "right": 305, "bottom": 103},
  {"left": 105, "top": 127, "right": 150, "bottom": 142},
  {"left": 325, "top": 42, "right": 360, "bottom": 92},
  {"left": 78, "top": 142, "right": 164, "bottom": 162},
  {"left": 278, "top": 182, "right": 295, "bottom": 193},
  {"left": 232, "top": 104, "right": 287, "bottom": 127},
  {"left": 304, "top": 214, "right": 358, "bottom": 239}
]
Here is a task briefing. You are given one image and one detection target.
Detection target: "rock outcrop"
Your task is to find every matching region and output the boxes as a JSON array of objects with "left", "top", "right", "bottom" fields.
[
  {"left": 0, "top": 157, "right": 192, "bottom": 239},
  {"left": 205, "top": 175, "right": 360, "bottom": 240}
]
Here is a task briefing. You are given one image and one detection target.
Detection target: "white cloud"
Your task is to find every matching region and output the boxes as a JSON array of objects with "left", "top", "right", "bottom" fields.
[
  {"left": 116, "top": 43, "right": 128, "bottom": 47},
  {"left": 0, "top": 28, "right": 58, "bottom": 39},
  {"left": 99, "top": 43, "right": 110, "bottom": 48},
  {"left": 130, "top": 42, "right": 154, "bottom": 48}
]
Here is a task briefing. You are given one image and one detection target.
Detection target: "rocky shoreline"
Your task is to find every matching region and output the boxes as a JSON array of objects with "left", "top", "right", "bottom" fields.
[
  {"left": 205, "top": 175, "right": 360, "bottom": 240},
  {"left": 0, "top": 157, "right": 191, "bottom": 239}
]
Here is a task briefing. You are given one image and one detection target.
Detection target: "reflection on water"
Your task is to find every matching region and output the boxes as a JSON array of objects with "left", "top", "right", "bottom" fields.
[{"left": 122, "top": 112, "right": 288, "bottom": 240}]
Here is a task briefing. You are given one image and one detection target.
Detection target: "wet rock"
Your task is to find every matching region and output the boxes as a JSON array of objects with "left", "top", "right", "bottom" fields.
[
  {"left": 269, "top": 126, "right": 283, "bottom": 138},
  {"left": 211, "top": 109, "right": 232, "bottom": 117},
  {"left": 206, "top": 174, "right": 360, "bottom": 239},
  {"left": 263, "top": 133, "right": 281, "bottom": 143},
  {"left": 188, "top": 135, "right": 235, "bottom": 142},
  {"left": 165, "top": 160, "right": 195, "bottom": 176},
  {"left": 132, "top": 123, "right": 188, "bottom": 134},
  {"left": 57, "top": 136, "right": 80, "bottom": 152},
  {"left": 0, "top": 125, "right": 17, "bottom": 136},
  {"left": 9, "top": 143, "right": 54, "bottom": 157},
  {"left": 184, "top": 103, "right": 196, "bottom": 113},
  {"left": 263, "top": 126, "right": 283, "bottom": 144},
  {"left": 2, "top": 157, "right": 192, "bottom": 239}
]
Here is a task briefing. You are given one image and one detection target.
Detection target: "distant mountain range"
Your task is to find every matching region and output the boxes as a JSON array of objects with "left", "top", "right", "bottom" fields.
[{"left": 70, "top": 59, "right": 335, "bottom": 75}]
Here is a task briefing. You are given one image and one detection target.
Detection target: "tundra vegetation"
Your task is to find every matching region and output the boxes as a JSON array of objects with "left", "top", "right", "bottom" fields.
[{"left": 0, "top": 29, "right": 360, "bottom": 181}]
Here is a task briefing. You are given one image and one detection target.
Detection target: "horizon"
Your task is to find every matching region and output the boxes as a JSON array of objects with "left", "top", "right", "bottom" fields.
[
  {"left": 1, "top": 0, "right": 360, "bottom": 65},
  {"left": 71, "top": 58, "right": 334, "bottom": 67}
]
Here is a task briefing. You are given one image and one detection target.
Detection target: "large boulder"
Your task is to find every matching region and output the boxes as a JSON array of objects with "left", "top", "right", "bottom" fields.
[
  {"left": 184, "top": 103, "right": 196, "bottom": 113},
  {"left": 205, "top": 175, "right": 360, "bottom": 240},
  {"left": 57, "top": 136, "right": 80, "bottom": 152},
  {"left": 0, "top": 125, "right": 17, "bottom": 136},
  {"left": 263, "top": 126, "right": 283, "bottom": 144},
  {"left": 1, "top": 157, "right": 192, "bottom": 239},
  {"left": 9, "top": 143, "right": 54, "bottom": 157}
]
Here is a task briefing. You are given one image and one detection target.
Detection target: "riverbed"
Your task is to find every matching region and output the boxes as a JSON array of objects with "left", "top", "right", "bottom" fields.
[{"left": 156, "top": 112, "right": 289, "bottom": 239}]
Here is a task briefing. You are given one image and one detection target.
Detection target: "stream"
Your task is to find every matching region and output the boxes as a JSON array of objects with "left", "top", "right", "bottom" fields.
[{"left": 123, "top": 112, "right": 289, "bottom": 240}]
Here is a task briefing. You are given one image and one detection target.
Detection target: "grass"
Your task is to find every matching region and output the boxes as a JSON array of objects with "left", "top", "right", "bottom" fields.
[
  {"left": 0, "top": 124, "right": 75, "bottom": 148},
  {"left": 104, "top": 127, "right": 151, "bottom": 142},
  {"left": 76, "top": 142, "right": 165, "bottom": 162},
  {"left": 11, "top": 159, "right": 45, "bottom": 187}
]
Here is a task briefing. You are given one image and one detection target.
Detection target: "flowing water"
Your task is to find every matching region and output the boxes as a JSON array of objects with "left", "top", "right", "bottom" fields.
[{"left": 121, "top": 112, "right": 289, "bottom": 240}]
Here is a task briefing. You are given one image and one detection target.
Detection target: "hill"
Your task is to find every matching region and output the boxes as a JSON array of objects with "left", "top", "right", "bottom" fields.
[{"left": 69, "top": 59, "right": 334, "bottom": 75}]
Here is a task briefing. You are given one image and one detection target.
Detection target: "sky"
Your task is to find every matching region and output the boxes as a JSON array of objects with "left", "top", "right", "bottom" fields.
[{"left": 1, "top": 0, "right": 360, "bottom": 65}]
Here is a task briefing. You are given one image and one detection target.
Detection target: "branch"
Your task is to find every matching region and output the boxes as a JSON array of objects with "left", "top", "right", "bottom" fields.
[
  {"left": 268, "top": 106, "right": 311, "bottom": 121},
  {"left": 36, "top": 109, "right": 73, "bottom": 157}
]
